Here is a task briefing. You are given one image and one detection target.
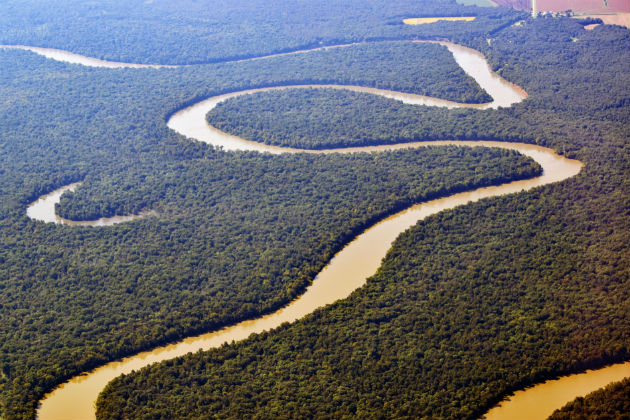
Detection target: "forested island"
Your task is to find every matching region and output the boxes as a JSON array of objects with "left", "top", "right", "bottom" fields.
[
  {"left": 207, "top": 87, "right": 495, "bottom": 149},
  {"left": 0, "top": 1, "right": 628, "bottom": 419}
]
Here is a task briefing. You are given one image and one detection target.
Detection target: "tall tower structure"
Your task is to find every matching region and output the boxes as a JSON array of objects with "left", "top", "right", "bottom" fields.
[{"left": 532, "top": 0, "right": 537, "bottom": 17}]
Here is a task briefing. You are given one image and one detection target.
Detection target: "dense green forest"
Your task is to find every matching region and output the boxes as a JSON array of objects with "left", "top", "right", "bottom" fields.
[
  {"left": 0, "top": 1, "right": 628, "bottom": 419},
  {"left": 96, "top": 17, "right": 629, "bottom": 420},
  {"left": 208, "top": 22, "right": 629, "bottom": 151},
  {"left": 0, "top": 4, "right": 547, "bottom": 418},
  {"left": 548, "top": 378, "right": 630, "bottom": 420},
  {"left": 0, "top": 0, "right": 522, "bottom": 64},
  {"left": 206, "top": 87, "right": 490, "bottom": 149}
]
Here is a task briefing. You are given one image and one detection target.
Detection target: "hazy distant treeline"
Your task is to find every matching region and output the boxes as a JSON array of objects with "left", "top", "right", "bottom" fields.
[{"left": 0, "top": 0, "right": 522, "bottom": 64}]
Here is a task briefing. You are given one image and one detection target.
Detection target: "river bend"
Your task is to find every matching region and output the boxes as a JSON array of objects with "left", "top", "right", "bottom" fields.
[
  {"left": 35, "top": 139, "right": 584, "bottom": 420},
  {"left": 19, "top": 40, "right": 621, "bottom": 420},
  {"left": 26, "top": 183, "right": 154, "bottom": 226},
  {"left": 1, "top": 40, "right": 526, "bottom": 111}
]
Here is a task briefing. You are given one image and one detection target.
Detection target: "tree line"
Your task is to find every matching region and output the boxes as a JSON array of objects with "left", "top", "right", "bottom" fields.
[
  {"left": 0, "top": 0, "right": 521, "bottom": 65},
  {"left": 96, "top": 18, "right": 629, "bottom": 420},
  {"left": 548, "top": 378, "right": 630, "bottom": 420},
  {"left": 0, "top": 40, "right": 540, "bottom": 419}
]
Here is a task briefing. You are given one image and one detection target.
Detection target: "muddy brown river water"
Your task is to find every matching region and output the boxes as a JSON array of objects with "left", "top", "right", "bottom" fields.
[{"left": 12, "top": 40, "right": 623, "bottom": 420}]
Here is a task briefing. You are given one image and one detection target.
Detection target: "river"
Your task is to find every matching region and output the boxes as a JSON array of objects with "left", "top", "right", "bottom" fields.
[
  {"left": 26, "top": 183, "right": 154, "bottom": 226},
  {"left": 13, "top": 40, "right": 622, "bottom": 420},
  {"left": 483, "top": 361, "right": 630, "bottom": 420}
]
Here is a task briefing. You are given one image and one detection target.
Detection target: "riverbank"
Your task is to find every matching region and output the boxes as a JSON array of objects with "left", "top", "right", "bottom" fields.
[{"left": 32, "top": 42, "right": 589, "bottom": 420}]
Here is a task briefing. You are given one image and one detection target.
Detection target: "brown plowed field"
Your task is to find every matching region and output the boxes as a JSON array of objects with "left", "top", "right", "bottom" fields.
[
  {"left": 581, "top": 13, "right": 630, "bottom": 27},
  {"left": 493, "top": 0, "right": 629, "bottom": 13},
  {"left": 538, "top": 0, "right": 629, "bottom": 13}
]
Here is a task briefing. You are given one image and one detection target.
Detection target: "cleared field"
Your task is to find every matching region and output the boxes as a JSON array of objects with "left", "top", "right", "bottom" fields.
[
  {"left": 494, "top": 0, "right": 629, "bottom": 13},
  {"left": 403, "top": 16, "right": 476, "bottom": 25},
  {"left": 538, "top": 0, "right": 629, "bottom": 13},
  {"left": 580, "top": 13, "right": 630, "bottom": 28},
  {"left": 575, "top": 13, "right": 630, "bottom": 30}
]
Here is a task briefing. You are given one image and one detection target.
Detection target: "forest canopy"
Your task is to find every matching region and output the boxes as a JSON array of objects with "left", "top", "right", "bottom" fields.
[
  {"left": 0, "top": 0, "right": 521, "bottom": 64},
  {"left": 98, "top": 18, "right": 630, "bottom": 420},
  {"left": 0, "top": 9, "right": 543, "bottom": 418},
  {"left": 0, "top": 2, "right": 627, "bottom": 420}
]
